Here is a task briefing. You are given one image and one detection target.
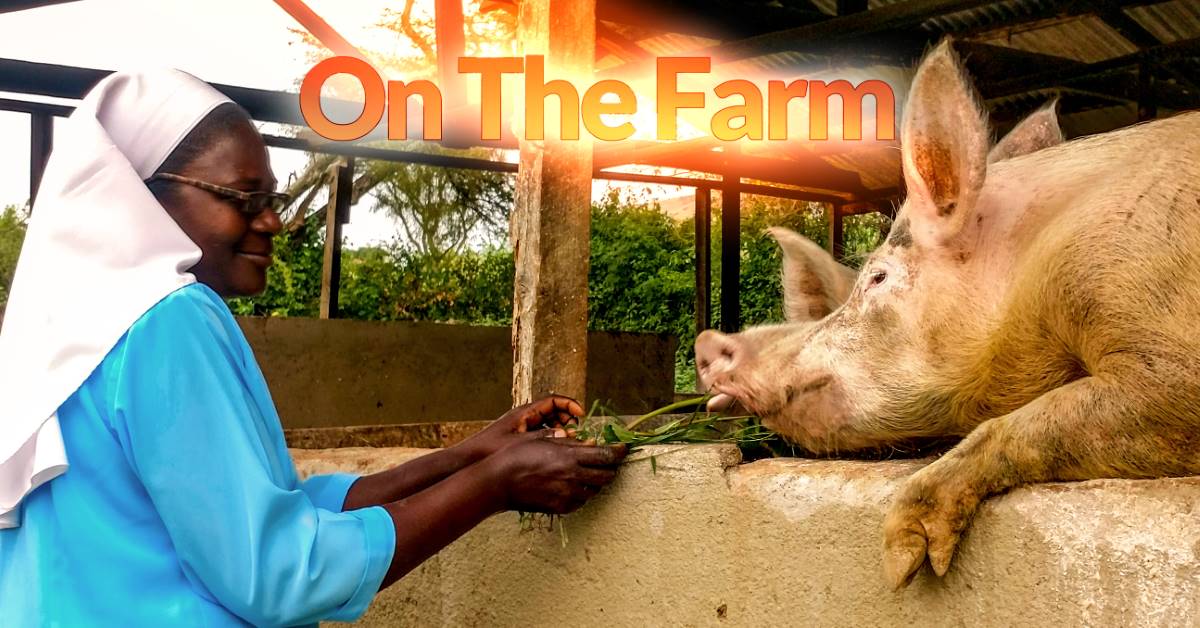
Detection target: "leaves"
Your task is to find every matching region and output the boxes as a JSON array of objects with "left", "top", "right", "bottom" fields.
[
  {"left": 577, "top": 396, "right": 787, "bottom": 458},
  {"left": 0, "top": 205, "right": 30, "bottom": 320}
]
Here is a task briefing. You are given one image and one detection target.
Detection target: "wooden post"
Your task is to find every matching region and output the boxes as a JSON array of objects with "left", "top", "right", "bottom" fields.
[
  {"left": 719, "top": 151, "right": 741, "bottom": 333},
  {"left": 827, "top": 203, "right": 845, "bottom": 260},
  {"left": 319, "top": 157, "right": 353, "bottom": 319},
  {"left": 694, "top": 187, "right": 712, "bottom": 335},
  {"left": 29, "top": 111, "right": 52, "bottom": 207},
  {"left": 511, "top": 0, "right": 595, "bottom": 405}
]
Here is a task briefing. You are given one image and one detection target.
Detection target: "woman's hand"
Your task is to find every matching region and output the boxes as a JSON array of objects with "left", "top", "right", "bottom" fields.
[
  {"left": 374, "top": 430, "right": 626, "bottom": 589},
  {"left": 345, "top": 396, "right": 589, "bottom": 511},
  {"left": 483, "top": 435, "right": 628, "bottom": 515},
  {"left": 454, "top": 395, "right": 585, "bottom": 464}
]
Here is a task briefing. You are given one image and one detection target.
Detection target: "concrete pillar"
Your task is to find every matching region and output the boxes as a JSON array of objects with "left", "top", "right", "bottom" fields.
[{"left": 510, "top": 0, "right": 596, "bottom": 405}]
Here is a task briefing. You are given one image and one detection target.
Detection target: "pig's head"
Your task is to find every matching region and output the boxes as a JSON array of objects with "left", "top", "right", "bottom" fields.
[
  {"left": 696, "top": 40, "right": 1063, "bottom": 453},
  {"left": 697, "top": 228, "right": 857, "bottom": 430}
]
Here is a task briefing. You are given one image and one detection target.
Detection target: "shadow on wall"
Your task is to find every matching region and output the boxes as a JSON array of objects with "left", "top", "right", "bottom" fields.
[{"left": 238, "top": 316, "right": 677, "bottom": 428}]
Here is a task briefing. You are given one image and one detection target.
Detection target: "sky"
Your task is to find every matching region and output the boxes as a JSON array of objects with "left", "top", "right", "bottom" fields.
[{"left": 0, "top": 0, "right": 684, "bottom": 247}]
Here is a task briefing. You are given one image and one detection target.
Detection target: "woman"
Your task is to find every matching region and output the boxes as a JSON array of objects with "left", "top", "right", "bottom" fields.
[{"left": 0, "top": 69, "right": 626, "bottom": 626}]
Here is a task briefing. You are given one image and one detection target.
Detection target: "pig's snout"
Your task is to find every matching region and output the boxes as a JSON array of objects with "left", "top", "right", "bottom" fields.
[{"left": 696, "top": 330, "right": 751, "bottom": 411}]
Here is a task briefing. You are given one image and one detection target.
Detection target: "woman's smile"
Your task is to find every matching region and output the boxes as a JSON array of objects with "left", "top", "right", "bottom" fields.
[{"left": 236, "top": 249, "right": 273, "bottom": 268}]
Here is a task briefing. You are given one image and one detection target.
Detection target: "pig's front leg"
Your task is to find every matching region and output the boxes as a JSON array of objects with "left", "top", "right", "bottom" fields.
[{"left": 882, "top": 372, "right": 1200, "bottom": 589}]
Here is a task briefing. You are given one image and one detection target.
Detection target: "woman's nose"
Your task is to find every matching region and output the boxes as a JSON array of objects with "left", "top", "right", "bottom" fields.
[{"left": 252, "top": 208, "right": 284, "bottom": 236}]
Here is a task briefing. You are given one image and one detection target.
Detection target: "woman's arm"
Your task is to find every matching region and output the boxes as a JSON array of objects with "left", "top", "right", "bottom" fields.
[
  {"left": 342, "top": 397, "right": 583, "bottom": 510},
  {"left": 372, "top": 434, "right": 625, "bottom": 589},
  {"left": 110, "top": 291, "right": 397, "bottom": 626}
]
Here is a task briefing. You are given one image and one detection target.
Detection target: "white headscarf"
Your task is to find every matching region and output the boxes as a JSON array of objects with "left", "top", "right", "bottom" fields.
[{"left": 0, "top": 69, "right": 233, "bottom": 528}]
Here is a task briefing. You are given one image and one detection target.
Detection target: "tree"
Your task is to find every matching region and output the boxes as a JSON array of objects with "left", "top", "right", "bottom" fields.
[
  {"left": 371, "top": 152, "right": 513, "bottom": 258},
  {"left": 278, "top": 0, "right": 517, "bottom": 254},
  {"left": 0, "top": 204, "right": 29, "bottom": 320}
]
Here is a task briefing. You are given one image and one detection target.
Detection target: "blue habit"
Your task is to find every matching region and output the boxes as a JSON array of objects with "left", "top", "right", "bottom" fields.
[{"left": 0, "top": 283, "right": 395, "bottom": 626}]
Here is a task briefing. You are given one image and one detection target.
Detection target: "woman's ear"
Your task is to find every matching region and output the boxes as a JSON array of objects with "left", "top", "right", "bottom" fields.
[
  {"left": 900, "top": 40, "right": 989, "bottom": 247},
  {"left": 769, "top": 227, "right": 858, "bottom": 322}
]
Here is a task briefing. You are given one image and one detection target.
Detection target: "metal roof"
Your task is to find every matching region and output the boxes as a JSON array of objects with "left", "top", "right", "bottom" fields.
[{"left": 589, "top": 0, "right": 1199, "bottom": 208}]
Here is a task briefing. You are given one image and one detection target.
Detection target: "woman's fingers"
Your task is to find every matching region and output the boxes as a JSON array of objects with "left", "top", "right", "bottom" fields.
[
  {"left": 571, "top": 443, "right": 628, "bottom": 466},
  {"left": 518, "top": 396, "right": 584, "bottom": 429}
]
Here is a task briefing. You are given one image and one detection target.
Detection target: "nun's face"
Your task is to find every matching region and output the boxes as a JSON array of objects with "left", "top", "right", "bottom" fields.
[{"left": 160, "top": 121, "right": 282, "bottom": 297}]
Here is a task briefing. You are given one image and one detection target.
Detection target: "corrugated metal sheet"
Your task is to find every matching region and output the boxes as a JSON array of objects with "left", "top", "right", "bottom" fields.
[
  {"left": 1126, "top": 0, "right": 1200, "bottom": 44},
  {"left": 977, "top": 14, "right": 1137, "bottom": 62},
  {"left": 599, "top": 0, "right": 1199, "bottom": 201},
  {"left": 822, "top": 145, "right": 902, "bottom": 191}
]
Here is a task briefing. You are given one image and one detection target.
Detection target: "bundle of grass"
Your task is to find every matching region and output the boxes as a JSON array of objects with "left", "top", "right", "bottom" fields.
[
  {"left": 576, "top": 396, "right": 796, "bottom": 460},
  {"left": 517, "top": 397, "right": 794, "bottom": 542}
]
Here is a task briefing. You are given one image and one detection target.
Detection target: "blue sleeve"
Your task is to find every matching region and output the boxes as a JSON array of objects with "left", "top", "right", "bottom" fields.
[
  {"left": 106, "top": 287, "right": 394, "bottom": 626},
  {"left": 299, "top": 473, "right": 359, "bottom": 512}
]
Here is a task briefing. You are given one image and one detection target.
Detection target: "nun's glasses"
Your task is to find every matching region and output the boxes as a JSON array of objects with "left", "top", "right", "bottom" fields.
[{"left": 146, "top": 173, "right": 292, "bottom": 216}]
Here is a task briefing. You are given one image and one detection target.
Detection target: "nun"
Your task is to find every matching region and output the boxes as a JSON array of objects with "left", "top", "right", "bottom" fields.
[{"left": 0, "top": 69, "right": 625, "bottom": 626}]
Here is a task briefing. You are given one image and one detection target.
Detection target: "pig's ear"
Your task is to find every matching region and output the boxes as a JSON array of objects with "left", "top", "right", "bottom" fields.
[
  {"left": 769, "top": 227, "right": 858, "bottom": 322},
  {"left": 988, "top": 100, "right": 1063, "bottom": 163},
  {"left": 900, "top": 40, "right": 989, "bottom": 246}
]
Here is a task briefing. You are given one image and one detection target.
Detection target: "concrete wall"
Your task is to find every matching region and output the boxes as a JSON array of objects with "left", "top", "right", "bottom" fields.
[
  {"left": 237, "top": 316, "right": 676, "bottom": 428},
  {"left": 293, "top": 445, "right": 1200, "bottom": 627}
]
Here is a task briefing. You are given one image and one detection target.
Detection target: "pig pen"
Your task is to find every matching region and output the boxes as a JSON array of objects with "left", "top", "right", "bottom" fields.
[{"left": 290, "top": 433, "right": 1200, "bottom": 628}]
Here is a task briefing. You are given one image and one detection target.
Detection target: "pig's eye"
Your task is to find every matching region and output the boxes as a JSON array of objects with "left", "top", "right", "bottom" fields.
[{"left": 868, "top": 269, "right": 888, "bottom": 288}]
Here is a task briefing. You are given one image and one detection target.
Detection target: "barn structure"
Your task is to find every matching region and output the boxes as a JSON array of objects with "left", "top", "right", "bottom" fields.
[{"left": 1, "top": 0, "right": 1197, "bottom": 407}]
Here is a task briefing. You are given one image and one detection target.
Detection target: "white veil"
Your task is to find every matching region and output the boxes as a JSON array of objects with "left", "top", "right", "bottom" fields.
[{"left": 0, "top": 68, "right": 233, "bottom": 528}]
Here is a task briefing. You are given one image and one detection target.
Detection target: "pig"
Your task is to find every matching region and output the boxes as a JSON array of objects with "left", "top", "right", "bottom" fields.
[
  {"left": 699, "top": 94, "right": 1064, "bottom": 419},
  {"left": 696, "top": 39, "right": 1200, "bottom": 590}
]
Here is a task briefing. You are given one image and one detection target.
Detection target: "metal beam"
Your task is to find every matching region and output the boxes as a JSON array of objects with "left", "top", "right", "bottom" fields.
[
  {"left": 271, "top": 134, "right": 872, "bottom": 203},
  {"left": 955, "top": 41, "right": 1085, "bottom": 84},
  {"left": 0, "top": 58, "right": 370, "bottom": 131},
  {"left": 0, "top": 0, "right": 79, "bottom": 13},
  {"left": 272, "top": 0, "right": 371, "bottom": 61},
  {"left": 29, "top": 111, "right": 51, "bottom": 206},
  {"left": 595, "top": 169, "right": 860, "bottom": 203},
  {"left": 837, "top": 0, "right": 868, "bottom": 15},
  {"left": 1137, "top": 59, "right": 1157, "bottom": 121},
  {"left": 719, "top": 149, "right": 741, "bottom": 333},
  {"left": 0, "top": 95, "right": 874, "bottom": 207},
  {"left": 1096, "top": 1, "right": 1162, "bottom": 50},
  {"left": 262, "top": 135, "right": 520, "bottom": 173},
  {"left": 594, "top": 137, "right": 720, "bottom": 170},
  {"left": 985, "top": 36, "right": 1200, "bottom": 101},
  {"left": 599, "top": 146, "right": 865, "bottom": 194},
  {"left": 694, "top": 188, "right": 712, "bottom": 339}
]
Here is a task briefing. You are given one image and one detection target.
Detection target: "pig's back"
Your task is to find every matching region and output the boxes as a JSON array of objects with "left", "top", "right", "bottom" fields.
[{"left": 997, "top": 110, "right": 1200, "bottom": 336}]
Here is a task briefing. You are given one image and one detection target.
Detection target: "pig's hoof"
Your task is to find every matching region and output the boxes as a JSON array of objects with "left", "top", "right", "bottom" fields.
[{"left": 882, "top": 472, "right": 980, "bottom": 590}]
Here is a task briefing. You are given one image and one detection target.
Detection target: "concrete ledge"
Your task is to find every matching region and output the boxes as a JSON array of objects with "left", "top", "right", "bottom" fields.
[{"left": 291, "top": 446, "right": 1200, "bottom": 627}]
